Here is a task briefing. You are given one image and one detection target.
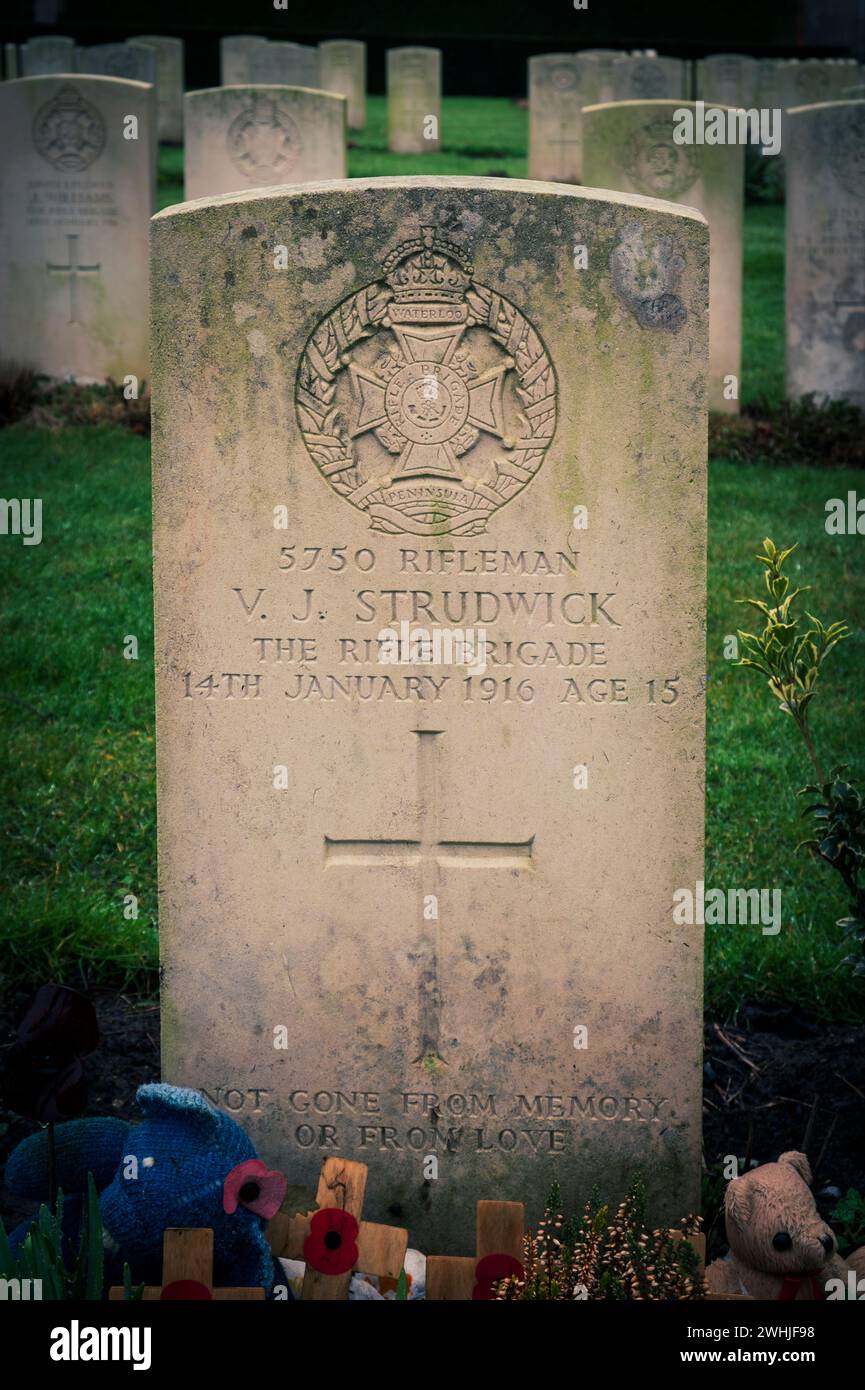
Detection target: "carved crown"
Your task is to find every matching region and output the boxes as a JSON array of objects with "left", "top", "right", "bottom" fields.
[{"left": 382, "top": 226, "right": 473, "bottom": 304}]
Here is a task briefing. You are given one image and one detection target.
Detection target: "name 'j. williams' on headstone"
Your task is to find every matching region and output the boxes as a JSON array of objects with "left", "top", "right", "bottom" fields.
[
  {"left": 152, "top": 176, "right": 709, "bottom": 1251},
  {"left": 583, "top": 100, "right": 744, "bottom": 413},
  {"left": 785, "top": 101, "right": 865, "bottom": 410},
  {"left": 0, "top": 76, "right": 155, "bottom": 382}
]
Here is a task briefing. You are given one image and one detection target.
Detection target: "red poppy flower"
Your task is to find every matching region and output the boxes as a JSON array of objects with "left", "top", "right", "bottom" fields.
[
  {"left": 303, "top": 1208, "right": 360, "bottom": 1276},
  {"left": 160, "top": 1280, "right": 213, "bottom": 1300},
  {"left": 223, "top": 1159, "right": 287, "bottom": 1219},
  {"left": 472, "top": 1253, "right": 524, "bottom": 1300}
]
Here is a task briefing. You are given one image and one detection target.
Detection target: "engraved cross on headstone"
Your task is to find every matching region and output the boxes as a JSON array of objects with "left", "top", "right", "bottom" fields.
[
  {"left": 46, "top": 233, "right": 101, "bottom": 325},
  {"left": 325, "top": 729, "right": 533, "bottom": 1067}
]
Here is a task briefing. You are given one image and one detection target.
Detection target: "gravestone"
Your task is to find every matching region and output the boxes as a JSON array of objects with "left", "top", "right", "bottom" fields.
[
  {"left": 183, "top": 87, "right": 346, "bottom": 200},
  {"left": 77, "top": 42, "right": 157, "bottom": 87},
  {"left": 583, "top": 100, "right": 743, "bottom": 413},
  {"left": 579, "top": 49, "right": 619, "bottom": 106},
  {"left": 152, "top": 175, "right": 709, "bottom": 1251},
  {"left": 5, "top": 43, "right": 19, "bottom": 80},
  {"left": 387, "top": 48, "right": 441, "bottom": 154},
  {"left": 785, "top": 101, "right": 865, "bottom": 409},
  {"left": 611, "top": 55, "right": 686, "bottom": 102},
  {"left": 20, "top": 36, "right": 76, "bottom": 76},
  {"left": 781, "top": 59, "right": 836, "bottom": 110},
  {"left": 139, "top": 35, "right": 184, "bottom": 143},
  {"left": 248, "top": 42, "right": 320, "bottom": 90},
  {"left": 528, "top": 53, "right": 585, "bottom": 184},
  {"left": 319, "top": 39, "right": 366, "bottom": 130},
  {"left": 220, "top": 35, "right": 268, "bottom": 87},
  {"left": 0, "top": 75, "right": 155, "bottom": 381},
  {"left": 697, "top": 53, "right": 757, "bottom": 108}
]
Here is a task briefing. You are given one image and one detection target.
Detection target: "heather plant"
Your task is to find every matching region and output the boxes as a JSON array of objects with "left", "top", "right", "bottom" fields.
[{"left": 496, "top": 1177, "right": 705, "bottom": 1301}]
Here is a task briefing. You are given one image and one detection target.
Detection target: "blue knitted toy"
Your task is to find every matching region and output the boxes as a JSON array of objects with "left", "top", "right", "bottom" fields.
[{"left": 5, "top": 1084, "right": 283, "bottom": 1296}]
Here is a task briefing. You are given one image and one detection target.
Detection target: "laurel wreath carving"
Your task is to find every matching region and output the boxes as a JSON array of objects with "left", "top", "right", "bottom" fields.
[{"left": 295, "top": 278, "right": 556, "bottom": 518}]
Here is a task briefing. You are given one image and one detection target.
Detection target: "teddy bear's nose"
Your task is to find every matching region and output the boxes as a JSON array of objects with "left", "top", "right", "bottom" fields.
[{"left": 821, "top": 1234, "right": 834, "bottom": 1254}]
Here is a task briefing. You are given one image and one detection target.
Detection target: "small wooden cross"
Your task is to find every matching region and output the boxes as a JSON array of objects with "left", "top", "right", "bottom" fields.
[
  {"left": 108, "top": 1228, "right": 266, "bottom": 1300},
  {"left": 267, "top": 1156, "right": 409, "bottom": 1301},
  {"left": 426, "top": 1200, "right": 525, "bottom": 1300}
]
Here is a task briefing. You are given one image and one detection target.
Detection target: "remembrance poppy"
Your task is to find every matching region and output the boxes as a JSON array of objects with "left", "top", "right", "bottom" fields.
[
  {"left": 160, "top": 1280, "right": 213, "bottom": 1300},
  {"left": 223, "top": 1159, "right": 287, "bottom": 1219},
  {"left": 303, "top": 1207, "right": 360, "bottom": 1277}
]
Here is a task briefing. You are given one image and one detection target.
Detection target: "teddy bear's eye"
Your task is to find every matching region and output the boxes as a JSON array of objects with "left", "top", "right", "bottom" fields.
[{"left": 772, "top": 1232, "right": 793, "bottom": 1251}]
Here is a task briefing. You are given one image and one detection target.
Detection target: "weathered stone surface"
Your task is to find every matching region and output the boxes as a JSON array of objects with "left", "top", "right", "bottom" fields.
[
  {"left": 248, "top": 42, "right": 320, "bottom": 90},
  {"left": 583, "top": 100, "right": 743, "bottom": 412},
  {"left": 139, "top": 35, "right": 184, "bottom": 143},
  {"left": 579, "top": 50, "right": 620, "bottom": 106},
  {"left": 0, "top": 75, "right": 155, "bottom": 381},
  {"left": 319, "top": 39, "right": 366, "bottom": 130},
  {"left": 697, "top": 53, "right": 757, "bottom": 108},
  {"left": 152, "top": 175, "right": 708, "bottom": 1250},
  {"left": 20, "top": 36, "right": 76, "bottom": 76},
  {"left": 220, "top": 36, "right": 268, "bottom": 87},
  {"left": 77, "top": 42, "right": 157, "bottom": 87},
  {"left": 611, "top": 55, "right": 686, "bottom": 102},
  {"left": 785, "top": 101, "right": 865, "bottom": 408},
  {"left": 387, "top": 48, "right": 441, "bottom": 154},
  {"left": 184, "top": 86, "right": 346, "bottom": 200},
  {"left": 528, "top": 53, "right": 585, "bottom": 184}
]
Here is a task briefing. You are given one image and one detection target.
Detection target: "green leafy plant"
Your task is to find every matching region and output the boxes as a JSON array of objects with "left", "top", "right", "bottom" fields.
[
  {"left": 736, "top": 539, "right": 863, "bottom": 973},
  {"left": 496, "top": 1176, "right": 705, "bottom": 1301},
  {"left": 0, "top": 1174, "right": 104, "bottom": 1300}
]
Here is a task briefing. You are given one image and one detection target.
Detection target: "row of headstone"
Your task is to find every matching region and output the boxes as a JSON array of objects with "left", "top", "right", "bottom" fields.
[
  {"left": 220, "top": 38, "right": 440, "bottom": 150},
  {"left": 697, "top": 53, "right": 862, "bottom": 108},
  {"left": 8, "top": 34, "right": 184, "bottom": 143}
]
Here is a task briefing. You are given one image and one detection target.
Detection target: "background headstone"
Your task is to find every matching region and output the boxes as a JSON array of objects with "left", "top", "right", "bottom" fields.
[
  {"left": 220, "top": 35, "right": 268, "bottom": 87},
  {"left": 20, "top": 36, "right": 76, "bottom": 76},
  {"left": 528, "top": 53, "right": 585, "bottom": 184},
  {"left": 76, "top": 42, "right": 157, "bottom": 87},
  {"left": 611, "top": 54, "right": 686, "bottom": 102},
  {"left": 781, "top": 59, "right": 836, "bottom": 109},
  {"left": 152, "top": 174, "right": 708, "bottom": 1251},
  {"left": 183, "top": 87, "right": 346, "bottom": 200},
  {"left": 139, "top": 35, "right": 184, "bottom": 144},
  {"left": 785, "top": 101, "right": 865, "bottom": 409},
  {"left": 0, "top": 75, "right": 155, "bottom": 381},
  {"left": 387, "top": 47, "right": 441, "bottom": 153},
  {"left": 248, "top": 42, "right": 320, "bottom": 90},
  {"left": 579, "top": 49, "right": 620, "bottom": 106},
  {"left": 583, "top": 99, "right": 743, "bottom": 412},
  {"left": 698, "top": 53, "right": 757, "bottom": 108},
  {"left": 319, "top": 39, "right": 366, "bottom": 130},
  {"left": 5, "top": 43, "right": 20, "bottom": 80}
]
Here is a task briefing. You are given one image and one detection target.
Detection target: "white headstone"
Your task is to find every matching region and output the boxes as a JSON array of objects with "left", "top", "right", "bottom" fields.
[
  {"left": 785, "top": 101, "right": 865, "bottom": 409},
  {"left": 528, "top": 53, "right": 585, "bottom": 184},
  {"left": 76, "top": 42, "right": 157, "bottom": 87},
  {"left": 220, "top": 35, "right": 268, "bottom": 87},
  {"left": 183, "top": 86, "right": 347, "bottom": 200},
  {"left": 387, "top": 48, "right": 441, "bottom": 154},
  {"left": 248, "top": 42, "right": 320, "bottom": 90},
  {"left": 139, "top": 35, "right": 184, "bottom": 144},
  {"left": 583, "top": 100, "right": 744, "bottom": 413},
  {"left": 151, "top": 175, "right": 709, "bottom": 1250},
  {"left": 611, "top": 55, "right": 686, "bottom": 102},
  {"left": 5, "top": 43, "right": 20, "bottom": 80},
  {"left": 318, "top": 39, "right": 366, "bottom": 130},
  {"left": 698, "top": 53, "right": 757, "bottom": 108},
  {"left": 20, "top": 36, "right": 76, "bottom": 76},
  {"left": 0, "top": 75, "right": 155, "bottom": 381}
]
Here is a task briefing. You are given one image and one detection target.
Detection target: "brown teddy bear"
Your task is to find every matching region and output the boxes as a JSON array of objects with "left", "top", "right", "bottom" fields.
[{"left": 706, "top": 1151, "right": 865, "bottom": 1300}]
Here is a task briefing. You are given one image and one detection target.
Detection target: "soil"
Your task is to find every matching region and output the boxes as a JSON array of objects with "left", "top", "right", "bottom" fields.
[{"left": 2, "top": 988, "right": 863, "bottom": 1249}]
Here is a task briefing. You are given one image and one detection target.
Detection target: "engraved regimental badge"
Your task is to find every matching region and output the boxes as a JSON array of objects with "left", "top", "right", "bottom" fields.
[
  {"left": 33, "top": 85, "right": 106, "bottom": 172},
  {"left": 296, "top": 226, "right": 557, "bottom": 536}
]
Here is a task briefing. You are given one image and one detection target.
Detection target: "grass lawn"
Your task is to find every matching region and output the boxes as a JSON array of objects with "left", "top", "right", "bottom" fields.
[{"left": 1, "top": 99, "right": 860, "bottom": 1020}]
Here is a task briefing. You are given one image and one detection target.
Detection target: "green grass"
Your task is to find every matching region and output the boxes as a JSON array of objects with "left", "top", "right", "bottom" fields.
[{"left": 0, "top": 99, "right": 860, "bottom": 1019}]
